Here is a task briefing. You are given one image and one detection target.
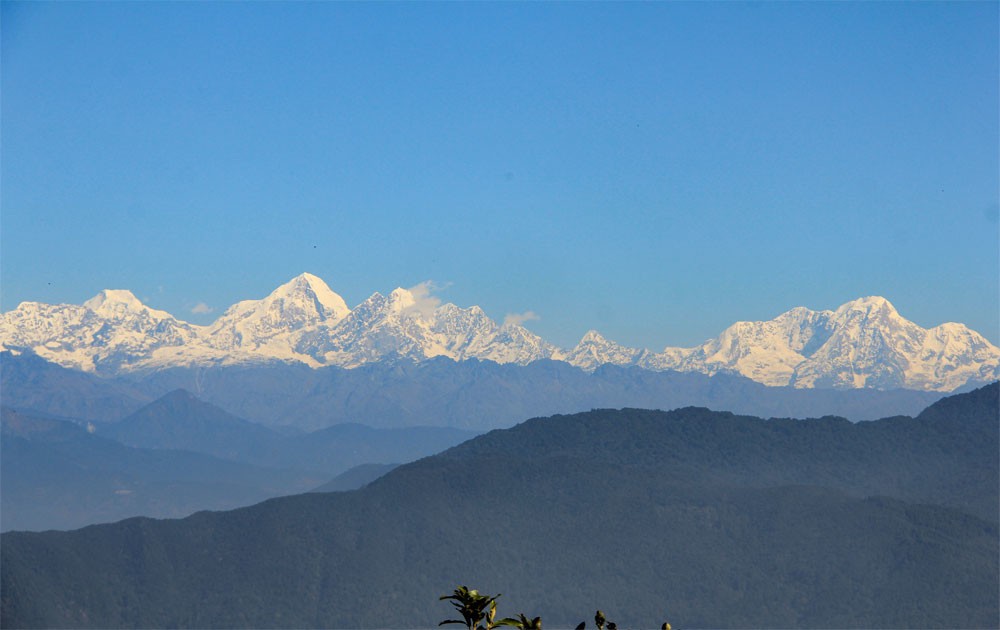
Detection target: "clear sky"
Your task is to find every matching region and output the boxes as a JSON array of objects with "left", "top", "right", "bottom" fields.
[{"left": 2, "top": 2, "right": 997, "bottom": 349}]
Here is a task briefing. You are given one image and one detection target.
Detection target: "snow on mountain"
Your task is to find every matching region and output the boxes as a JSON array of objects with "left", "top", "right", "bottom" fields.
[
  {"left": 2, "top": 275, "right": 997, "bottom": 391},
  {"left": 786, "top": 297, "right": 1000, "bottom": 391},
  {"left": 294, "top": 288, "right": 559, "bottom": 367},
  {"left": 298, "top": 289, "right": 447, "bottom": 367},
  {"left": 429, "top": 303, "right": 560, "bottom": 364},
  {"left": 470, "top": 322, "right": 562, "bottom": 365},
  {"left": 633, "top": 296, "right": 998, "bottom": 391},
  {"left": 0, "top": 291, "right": 205, "bottom": 373},
  {"left": 204, "top": 272, "right": 350, "bottom": 365},
  {"left": 565, "top": 330, "right": 649, "bottom": 372},
  {"left": 787, "top": 297, "right": 915, "bottom": 389},
  {"left": 650, "top": 306, "right": 835, "bottom": 386}
]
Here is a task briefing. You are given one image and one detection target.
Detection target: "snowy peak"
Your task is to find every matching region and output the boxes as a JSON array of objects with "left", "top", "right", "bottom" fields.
[
  {"left": 829, "top": 296, "right": 905, "bottom": 331},
  {"left": 834, "top": 295, "right": 898, "bottom": 315},
  {"left": 204, "top": 273, "right": 351, "bottom": 359},
  {"left": 387, "top": 287, "right": 420, "bottom": 315},
  {"left": 83, "top": 289, "right": 172, "bottom": 322},
  {"left": 565, "top": 330, "right": 646, "bottom": 371},
  {"left": 262, "top": 272, "right": 350, "bottom": 321},
  {"left": 2, "top": 278, "right": 997, "bottom": 392},
  {"left": 680, "top": 296, "right": 998, "bottom": 391},
  {"left": 580, "top": 330, "right": 607, "bottom": 344},
  {"left": 566, "top": 296, "right": 999, "bottom": 391},
  {"left": 83, "top": 289, "right": 144, "bottom": 312}
]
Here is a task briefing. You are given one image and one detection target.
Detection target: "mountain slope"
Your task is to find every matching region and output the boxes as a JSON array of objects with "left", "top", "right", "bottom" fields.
[
  {"left": 2, "top": 385, "right": 996, "bottom": 628},
  {"left": 310, "top": 463, "right": 399, "bottom": 493},
  {"left": 101, "top": 389, "right": 284, "bottom": 463}
]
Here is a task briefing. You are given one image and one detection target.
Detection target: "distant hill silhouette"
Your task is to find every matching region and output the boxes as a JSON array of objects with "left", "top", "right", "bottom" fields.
[
  {"left": 2, "top": 389, "right": 477, "bottom": 531},
  {"left": 2, "top": 352, "right": 945, "bottom": 431},
  {"left": 0, "top": 408, "right": 321, "bottom": 532},
  {"left": 103, "top": 389, "right": 478, "bottom": 476},
  {"left": 2, "top": 384, "right": 996, "bottom": 628}
]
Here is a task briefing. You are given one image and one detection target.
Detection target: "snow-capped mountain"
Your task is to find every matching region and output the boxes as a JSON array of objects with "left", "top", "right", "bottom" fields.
[
  {"left": 0, "top": 290, "right": 205, "bottom": 373},
  {"left": 295, "top": 287, "right": 558, "bottom": 367},
  {"left": 205, "top": 273, "right": 349, "bottom": 366},
  {"left": 0, "top": 274, "right": 560, "bottom": 374},
  {"left": 2, "top": 274, "right": 997, "bottom": 391},
  {"left": 563, "top": 330, "right": 650, "bottom": 372},
  {"left": 619, "top": 296, "right": 998, "bottom": 391}
]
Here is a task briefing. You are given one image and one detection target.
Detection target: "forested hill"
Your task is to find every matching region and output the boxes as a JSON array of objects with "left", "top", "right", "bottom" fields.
[{"left": 2, "top": 384, "right": 996, "bottom": 629}]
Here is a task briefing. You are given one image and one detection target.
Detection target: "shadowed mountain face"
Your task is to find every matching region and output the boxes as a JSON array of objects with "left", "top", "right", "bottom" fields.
[{"left": 2, "top": 384, "right": 996, "bottom": 629}]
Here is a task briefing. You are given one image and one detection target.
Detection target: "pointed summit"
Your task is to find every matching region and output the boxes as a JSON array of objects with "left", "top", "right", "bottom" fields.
[
  {"left": 834, "top": 296, "right": 899, "bottom": 318},
  {"left": 579, "top": 330, "right": 608, "bottom": 344},
  {"left": 84, "top": 289, "right": 147, "bottom": 314},
  {"left": 203, "top": 274, "right": 350, "bottom": 359},
  {"left": 266, "top": 273, "right": 350, "bottom": 321},
  {"left": 387, "top": 287, "right": 418, "bottom": 313},
  {"left": 82, "top": 289, "right": 175, "bottom": 323},
  {"left": 564, "top": 329, "right": 646, "bottom": 371}
]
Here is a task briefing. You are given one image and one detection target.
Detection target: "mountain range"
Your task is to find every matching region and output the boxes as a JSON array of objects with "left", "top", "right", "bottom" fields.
[
  {"left": 2, "top": 273, "right": 997, "bottom": 391},
  {"left": 0, "top": 350, "right": 945, "bottom": 431},
  {"left": 2, "top": 384, "right": 996, "bottom": 628}
]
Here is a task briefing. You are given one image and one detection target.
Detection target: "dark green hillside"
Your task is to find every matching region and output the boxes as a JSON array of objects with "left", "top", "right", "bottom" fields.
[
  {"left": 446, "top": 384, "right": 998, "bottom": 521},
  {"left": 2, "top": 384, "right": 997, "bottom": 628}
]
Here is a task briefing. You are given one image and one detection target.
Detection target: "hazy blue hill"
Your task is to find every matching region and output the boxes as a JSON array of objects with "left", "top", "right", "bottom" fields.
[
  {"left": 0, "top": 351, "right": 152, "bottom": 422},
  {"left": 101, "top": 388, "right": 286, "bottom": 463},
  {"left": 0, "top": 408, "right": 323, "bottom": 532},
  {"left": 3, "top": 352, "right": 944, "bottom": 432},
  {"left": 311, "top": 462, "right": 399, "bottom": 492},
  {"left": 2, "top": 385, "right": 996, "bottom": 628},
  {"left": 2, "top": 388, "right": 477, "bottom": 530},
  {"left": 128, "top": 356, "right": 944, "bottom": 430},
  {"left": 101, "top": 389, "right": 478, "bottom": 476}
]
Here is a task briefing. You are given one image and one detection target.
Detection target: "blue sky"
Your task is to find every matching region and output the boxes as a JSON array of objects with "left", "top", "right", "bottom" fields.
[{"left": 2, "top": 2, "right": 997, "bottom": 349}]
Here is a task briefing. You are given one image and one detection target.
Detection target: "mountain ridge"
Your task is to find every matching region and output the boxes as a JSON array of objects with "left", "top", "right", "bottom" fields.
[
  {"left": 2, "top": 384, "right": 996, "bottom": 628},
  {"left": 2, "top": 273, "right": 997, "bottom": 391}
]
